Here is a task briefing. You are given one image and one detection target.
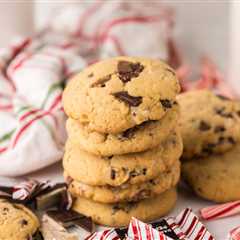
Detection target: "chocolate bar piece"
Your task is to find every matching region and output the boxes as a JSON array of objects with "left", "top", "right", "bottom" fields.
[
  {"left": 151, "top": 219, "right": 179, "bottom": 239},
  {"left": 114, "top": 219, "right": 180, "bottom": 240},
  {"left": 35, "top": 184, "right": 68, "bottom": 210},
  {"left": 0, "top": 186, "right": 12, "bottom": 199},
  {"left": 41, "top": 210, "right": 95, "bottom": 240}
]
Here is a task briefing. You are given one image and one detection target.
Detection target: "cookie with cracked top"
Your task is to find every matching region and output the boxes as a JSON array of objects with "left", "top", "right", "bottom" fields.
[
  {"left": 177, "top": 90, "right": 240, "bottom": 159},
  {"left": 63, "top": 130, "right": 182, "bottom": 187},
  {"left": 0, "top": 199, "right": 39, "bottom": 240},
  {"left": 66, "top": 102, "right": 180, "bottom": 156},
  {"left": 63, "top": 56, "right": 180, "bottom": 134},
  {"left": 72, "top": 188, "right": 177, "bottom": 227},
  {"left": 182, "top": 144, "right": 240, "bottom": 203}
]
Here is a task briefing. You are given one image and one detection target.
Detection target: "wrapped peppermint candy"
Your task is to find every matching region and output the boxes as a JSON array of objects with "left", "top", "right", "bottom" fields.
[
  {"left": 200, "top": 201, "right": 240, "bottom": 221},
  {"left": 228, "top": 226, "right": 240, "bottom": 240},
  {"left": 86, "top": 208, "right": 215, "bottom": 240},
  {"left": 0, "top": 179, "right": 72, "bottom": 210},
  {"left": 127, "top": 217, "right": 172, "bottom": 240},
  {"left": 42, "top": 210, "right": 95, "bottom": 240}
]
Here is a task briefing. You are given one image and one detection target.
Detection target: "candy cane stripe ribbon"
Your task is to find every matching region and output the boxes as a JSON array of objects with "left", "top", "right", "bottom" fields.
[
  {"left": 200, "top": 201, "right": 240, "bottom": 221},
  {"left": 229, "top": 226, "right": 240, "bottom": 240}
]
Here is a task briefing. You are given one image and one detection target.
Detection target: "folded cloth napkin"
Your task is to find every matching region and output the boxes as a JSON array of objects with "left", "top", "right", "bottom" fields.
[{"left": 0, "top": 0, "right": 173, "bottom": 176}]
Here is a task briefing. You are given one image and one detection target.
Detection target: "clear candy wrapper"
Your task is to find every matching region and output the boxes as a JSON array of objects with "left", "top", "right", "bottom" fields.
[
  {"left": 86, "top": 208, "right": 215, "bottom": 240},
  {"left": 228, "top": 226, "right": 240, "bottom": 240},
  {"left": 0, "top": 179, "right": 72, "bottom": 210}
]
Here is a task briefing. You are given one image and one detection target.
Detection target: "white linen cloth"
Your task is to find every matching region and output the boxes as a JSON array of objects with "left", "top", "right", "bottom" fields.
[{"left": 0, "top": 1, "right": 171, "bottom": 176}]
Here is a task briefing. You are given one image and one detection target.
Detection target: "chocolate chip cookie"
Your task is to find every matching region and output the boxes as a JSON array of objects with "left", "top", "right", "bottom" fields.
[
  {"left": 0, "top": 199, "right": 39, "bottom": 240},
  {"left": 182, "top": 144, "right": 240, "bottom": 203},
  {"left": 63, "top": 130, "right": 182, "bottom": 186},
  {"left": 67, "top": 160, "right": 180, "bottom": 203},
  {"left": 66, "top": 103, "right": 180, "bottom": 156},
  {"left": 63, "top": 56, "right": 180, "bottom": 134},
  {"left": 178, "top": 90, "right": 240, "bottom": 159},
  {"left": 73, "top": 188, "right": 177, "bottom": 227}
]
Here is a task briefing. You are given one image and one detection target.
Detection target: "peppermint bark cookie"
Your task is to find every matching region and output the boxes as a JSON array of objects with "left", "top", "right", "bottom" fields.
[
  {"left": 0, "top": 199, "right": 39, "bottom": 240},
  {"left": 63, "top": 56, "right": 180, "bottom": 134},
  {"left": 66, "top": 103, "right": 180, "bottom": 156},
  {"left": 178, "top": 90, "right": 240, "bottom": 159},
  {"left": 182, "top": 144, "right": 240, "bottom": 203},
  {"left": 63, "top": 130, "right": 183, "bottom": 186},
  {"left": 73, "top": 188, "right": 177, "bottom": 227},
  {"left": 67, "top": 160, "right": 180, "bottom": 203}
]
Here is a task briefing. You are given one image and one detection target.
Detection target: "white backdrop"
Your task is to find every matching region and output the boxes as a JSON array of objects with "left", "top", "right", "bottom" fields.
[{"left": 0, "top": 1, "right": 232, "bottom": 73}]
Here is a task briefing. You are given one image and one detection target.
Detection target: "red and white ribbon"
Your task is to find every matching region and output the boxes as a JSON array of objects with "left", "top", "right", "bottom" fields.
[
  {"left": 200, "top": 201, "right": 240, "bottom": 221},
  {"left": 128, "top": 217, "right": 170, "bottom": 240},
  {"left": 229, "top": 226, "right": 240, "bottom": 240}
]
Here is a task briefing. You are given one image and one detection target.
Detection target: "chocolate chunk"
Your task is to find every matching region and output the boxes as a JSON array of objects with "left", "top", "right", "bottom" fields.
[
  {"left": 42, "top": 212, "right": 94, "bottom": 240},
  {"left": 149, "top": 179, "right": 157, "bottom": 185},
  {"left": 111, "top": 169, "right": 116, "bottom": 180},
  {"left": 215, "top": 108, "right": 233, "bottom": 118},
  {"left": 228, "top": 137, "right": 236, "bottom": 144},
  {"left": 129, "top": 170, "right": 139, "bottom": 178},
  {"left": 160, "top": 99, "right": 172, "bottom": 109},
  {"left": 112, "top": 91, "right": 142, "bottom": 107},
  {"left": 117, "top": 61, "right": 144, "bottom": 83},
  {"left": 22, "top": 219, "right": 28, "bottom": 226},
  {"left": 218, "top": 136, "right": 225, "bottom": 144},
  {"left": 165, "top": 68, "right": 176, "bottom": 76},
  {"left": 112, "top": 202, "right": 136, "bottom": 214},
  {"left": 46, "top": 210, "right": 94, "bottom": 233},
  {"left": 214, "top": 125, "right": 226, "bottom": 133},
  {"left": 33, "top": 183, "right": 71, "bottom": 211},
  {"left": 119, "top": 121, "right": 153, "bottom": 140},
  {"left": 59, "top": 190, "right": 72, "bottom": 211},
  {"left": 20, "top": 219, "right": 28, "bottom": 227},
  {"left": 202, "top": 143, "right": 215, "bottom": 155},
  {"left": 129, "top": 168, "right": 147, "bottom": 178},
  {"left": 121, "top": 127, "right": 137, "bottom": 139},
  {"left": 216, "top": 94, "right": 230, "bottom": 100},
  {"left": 90, "top": 75, "right": 111, "bottom": 88},
  {"left": 88, "top": 73, "right": 94, "bottom": 78},
  {"left": 199, "top": 121, "right": 211, "bottom": 131},
  {"left": 132, "top": 190, "right": 151, "bottom": 201}
]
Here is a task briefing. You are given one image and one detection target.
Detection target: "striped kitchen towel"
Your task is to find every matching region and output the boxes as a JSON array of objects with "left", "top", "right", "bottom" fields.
[{"left": 0, "top": 0, "right": 172, "bottom": 176}]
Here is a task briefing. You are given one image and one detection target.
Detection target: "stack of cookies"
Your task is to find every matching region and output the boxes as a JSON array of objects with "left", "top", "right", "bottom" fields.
[
  {"left": 178, "top": 90, "right": 240, "bottom": 203},
  {"left": 63, "top": 57, "right": 182, "bottom": 227}
]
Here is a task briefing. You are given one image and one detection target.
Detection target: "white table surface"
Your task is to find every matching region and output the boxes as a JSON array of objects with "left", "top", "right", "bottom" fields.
[{"left": 0, "top": 162, "right": 239, "bottom": 240}]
